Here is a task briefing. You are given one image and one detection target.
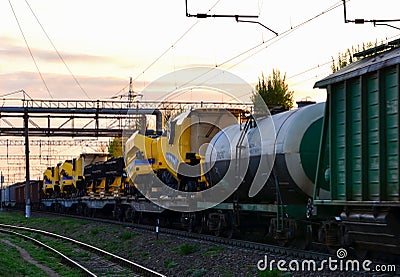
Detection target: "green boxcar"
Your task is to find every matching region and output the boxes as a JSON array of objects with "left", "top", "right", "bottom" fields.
[{"left": 314, "top": 45, "right": 400, "bottom": 205}]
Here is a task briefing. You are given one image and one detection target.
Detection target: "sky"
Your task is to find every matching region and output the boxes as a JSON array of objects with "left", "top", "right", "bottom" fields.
[
  {"left": 1, "top": 0, "right": 399, "bottom": 104},
  {"left": 0, "top": 0, "right": 399, "bottom": 182}
]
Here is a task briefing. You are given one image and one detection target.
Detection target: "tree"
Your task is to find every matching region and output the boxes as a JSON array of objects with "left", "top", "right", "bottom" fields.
[
  {"left": 254, "top": 69, "right": 294, "bottom": 111},
  {"left": 331, "top": 40, "right": 380, "bottom": 73},
  {"left": 108, "top": 137, "right": 123, "bottom": 157}
]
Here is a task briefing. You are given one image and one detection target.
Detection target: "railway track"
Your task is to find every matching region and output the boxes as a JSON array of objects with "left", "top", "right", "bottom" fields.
[
  {"left": 38, "top": 211, "right": 332, "bottom": 261},
  {"left": 3, "top": 210, "right": 397, "bottom": 276},
  {"left": 0, "top": 222, "right": 165, "bottom": 277}
]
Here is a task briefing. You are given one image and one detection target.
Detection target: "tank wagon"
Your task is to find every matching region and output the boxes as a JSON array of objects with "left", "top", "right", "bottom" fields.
[
  {"left": 204, "top": 102, "right": 324, "bottom": 205},
  {"left": 313, "top": 39, "right": 400, "bottom": 255}
]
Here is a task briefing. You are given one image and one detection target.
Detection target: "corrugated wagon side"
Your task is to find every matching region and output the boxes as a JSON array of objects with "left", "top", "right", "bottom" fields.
[
  {"left": 1, "top": 183, "right": 17, "bottom": 208},
  {"left": 14, "top": 180, "right": 44, "bottom": 210},
  {"left": 313, "top": 41, "right": 400, "bottom": 255}
]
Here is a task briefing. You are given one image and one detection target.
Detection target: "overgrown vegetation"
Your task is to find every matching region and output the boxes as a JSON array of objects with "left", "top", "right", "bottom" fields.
[
  {"left": 164, "top": 259, "right": 178, "bottom": 268},
  {"left": 254, "top": 69, "right": 294, "bottom": 111},
  {"left": 189, "top": 268, "right": 208, "bottom": 277},
  {"left": 173, "top": 243, "right": 200, "bottom": 255},
  {"left": 331, "top": 40, "right": 382, "bottom": 73},
  {"left": 91, "top": 228, "right": 100, "bottom": 235},
  {"left": 119, "top": 231, "right": 140, "bottom": 240},
  {"left": 0, "top": 234, "right": 82, "bottom": 276},
  {"left": 108, "top": 137, "right": 124, "bottom": 157},
  {"left": 201, "top": 245, "right": 225, "bottom": 257},
  {"left": 0, "top": 212, "right": 261, "bottom": 275}
]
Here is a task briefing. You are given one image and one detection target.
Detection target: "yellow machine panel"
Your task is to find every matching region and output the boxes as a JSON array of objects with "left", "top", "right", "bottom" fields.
[
  {"left": 42, "top": 167, "right": 53, "bottom": 196},
  {"left": 59, "top": 160, "right": 74, "bottom": 195},
  {"left": 125, "top": 108, "right": 242, "bottom": 193},
  {"left": 53, "top": 164, "right": 61, "bottom": 195}
]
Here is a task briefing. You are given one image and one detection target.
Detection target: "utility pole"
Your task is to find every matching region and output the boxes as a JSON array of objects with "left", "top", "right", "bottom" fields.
[
  {"left": 24, "top": 110, "right": 31, "bottom": 219},
  {"left": 0, "top": 171, "right": 4, "bottom": 211},
  {"left": 128, "top": 77, "right": 133, "bottom": 109}
]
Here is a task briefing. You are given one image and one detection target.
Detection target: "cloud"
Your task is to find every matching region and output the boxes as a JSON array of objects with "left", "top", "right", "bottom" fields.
[
  {"left": 0, "top": 71, "right": 127, "bottom": 99},
  {"left": 0, "top": 36, "right": 112, "bottom": 64}
]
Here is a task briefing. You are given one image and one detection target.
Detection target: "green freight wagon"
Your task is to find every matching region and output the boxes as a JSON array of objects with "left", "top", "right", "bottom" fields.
[{"left": 313, "top": 40, "right": 400, "bottom": 255}]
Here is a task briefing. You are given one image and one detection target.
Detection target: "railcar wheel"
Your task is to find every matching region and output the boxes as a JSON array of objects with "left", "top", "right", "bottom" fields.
[
  {"left": 223, "top": 212, "right": 235, "bottom": 239},
  {"left": 196, "top": 215, "right": 207, "bottom": 234},
  {"left": 224, "top": 228, "right": 234, "bottom": 239},
  {"left": 76, "top": 203, "right": 85, "bottom": 216},
  {"left": 113, "top": 205, "right": 124, "bottom": 222},
  {"left": 124, "top": 207, "right": 133, "bottom": 222},
  {"left": 83, "top": 206, "right": 93, "bottom": 217}
]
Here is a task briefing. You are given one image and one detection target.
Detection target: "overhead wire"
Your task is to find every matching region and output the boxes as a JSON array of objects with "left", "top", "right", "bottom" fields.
[
  {"left": 132, "top": 21, "right": 200, "bottom": 83},
  {"left": 8, "top": 0, "right": 53, "bottom": 99},
  {"left": 24, "top": 0, "right": 91, "bottom": 99},
  {"left": 223, "top": 0, "right": 345, "bottom": 70},
  {"left": 133, "top": 0, "right": 222, "bottom": 81},
  {"left": 109, "top": 0, "right": 222, "bottom": 99},
  {"left": 288, "top": 31, "right": 400, "bottom": 83},
  {"left": 155, "top": 0, "right": 345, "bottom": 102},
  {"left": 108, "top": 21, "right": 200, "bottom": 99},
  {"left": 287, "top": 61, "right": 332, "bottom": 80}
]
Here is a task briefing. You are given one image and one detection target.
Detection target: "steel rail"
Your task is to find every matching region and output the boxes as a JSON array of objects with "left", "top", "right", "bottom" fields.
[
  {"left": 0, "top": 227, "right": 96, "bottom": 276},
  {"left": 0, "top": 223, "right": 166, "bottom": 277}
]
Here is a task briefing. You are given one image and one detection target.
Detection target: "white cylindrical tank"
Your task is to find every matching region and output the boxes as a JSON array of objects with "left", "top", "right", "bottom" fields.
[{"left": 204, "top": 103, "right": 325, "bottom": 204}]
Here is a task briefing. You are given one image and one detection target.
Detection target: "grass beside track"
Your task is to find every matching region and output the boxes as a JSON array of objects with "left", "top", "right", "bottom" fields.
[
  {"left": 0, "top": 211, "right": 269, "bottom": 276},
  {"left": 0, "top": 229, "right": 82, "bottom": 277},
  {"left": 0, "top": 237, "right": 51, "bottom": 276}
]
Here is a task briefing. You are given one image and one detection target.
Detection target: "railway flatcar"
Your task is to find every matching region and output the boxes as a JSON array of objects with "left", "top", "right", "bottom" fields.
[
  {"left": 84, "top": 157, "right": 130, "bottom": 197},
  {"left": 313, "top": 40, "right": 400, "bottom": 255},
  {"left": 42, "top": 153, "right": 108, "bottom": 198},
  {"left": 126, "top": 108, "right": 244, "bottom": 194},
  {"left": 41, "top": 154, "right": 150, "bottom": 218}
]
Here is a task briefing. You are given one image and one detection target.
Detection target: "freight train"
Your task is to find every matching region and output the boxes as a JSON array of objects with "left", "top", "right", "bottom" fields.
[
  {"left": 2, "top": 40, "right": 400, "bottom": 257},
  {"left": 1, "top": 180, "right": 43, "bottom": 210}
]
